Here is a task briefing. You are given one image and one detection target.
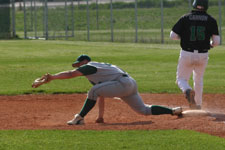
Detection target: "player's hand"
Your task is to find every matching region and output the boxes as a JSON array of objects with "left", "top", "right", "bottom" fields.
[{"left": 32, "top": 73, "right": 52, "bottom": 88}]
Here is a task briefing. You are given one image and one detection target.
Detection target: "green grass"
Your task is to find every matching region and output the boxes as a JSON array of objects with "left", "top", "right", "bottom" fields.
[
  {"left": 0, "top": 40, "right": 225, "bottom": 95},
  {"left": 1, "top": 40, "right": 225, "bottom": 149},
  {"left": 0, "top": 130, "right": 224, "bottom": 150}
]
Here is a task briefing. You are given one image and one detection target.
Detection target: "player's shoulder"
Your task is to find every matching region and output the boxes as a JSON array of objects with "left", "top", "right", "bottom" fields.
[
  {"left": 206, "top": 13, "right": 217, "bottom": 22},
  {"left": 177, "top": 12, "right": 192, "bottom": 22},
  {"left": 88, "top": 61, "right": 103, "bottom": 66},
  {"left": 180, "top": 12, "right": 192, "bottom": 18}
]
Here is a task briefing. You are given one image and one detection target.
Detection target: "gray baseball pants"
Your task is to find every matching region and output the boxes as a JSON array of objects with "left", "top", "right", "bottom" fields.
[{"left": 87, "top": 75, "right": 152, "bottom": 115}]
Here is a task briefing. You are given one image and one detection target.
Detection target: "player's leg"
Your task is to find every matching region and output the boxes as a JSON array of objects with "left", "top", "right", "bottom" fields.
[
  {"left": 88, "top": 77, "right": 135, "bottom": 100},
  {"left": 78, "top": 77, "right": 135, "bottom": 119},
  {"left": 176, "top": 50, "right": 198, "bottom": 109},
  {"left": 193, "top": 53, "right": 208, "bottom": 107},
  {"left": 121, "top": 93, "right": 152, "bottom": 115},
  {"left": 122, "top": 94, "right": 182, "bottom": 116},
  {"left": 67, "top": 97, "right": 97, "bottom": 125},
  {"left": 176, "top": 50, "right": 193, "bottom": 92}
]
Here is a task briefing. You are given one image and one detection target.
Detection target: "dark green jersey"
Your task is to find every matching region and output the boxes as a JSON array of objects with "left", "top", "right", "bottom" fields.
[{"left": 172, "top": 10, "right": 219, "bottom": 51}]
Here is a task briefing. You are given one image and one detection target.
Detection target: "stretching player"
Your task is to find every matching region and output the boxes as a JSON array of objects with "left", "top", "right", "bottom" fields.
[
  {"left": 170, "top": 0, "right": 220, "bottom": 109},
  {"left": 35, "top": 54, "right": 182, "bottom": 125}
]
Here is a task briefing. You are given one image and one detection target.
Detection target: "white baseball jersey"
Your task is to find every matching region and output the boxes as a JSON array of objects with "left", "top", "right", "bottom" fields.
[{"left": 85, "top": 62, "right": 126, "bottom": 85}]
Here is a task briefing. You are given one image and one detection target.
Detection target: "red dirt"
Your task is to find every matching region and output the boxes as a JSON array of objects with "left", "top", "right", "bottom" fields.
[{"left": 0, "top": 94, "right": 225, "bottom": 138}]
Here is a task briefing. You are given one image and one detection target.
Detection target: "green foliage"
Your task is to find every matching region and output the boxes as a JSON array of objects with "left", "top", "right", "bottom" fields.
[
  {"left": 0, "top": 40, "right": 225, "bottom": 95},
  {"left": 0, "top": 130, "right": 224, "bottom": 150}
]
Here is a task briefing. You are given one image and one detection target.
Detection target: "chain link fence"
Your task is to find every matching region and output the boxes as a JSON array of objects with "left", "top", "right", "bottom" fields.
[
  {"left": 4, "top": 0, "right": 225, "bottom": 44},
  {"left": 22, "top": 0, "right": 74, "bottom": 39}
]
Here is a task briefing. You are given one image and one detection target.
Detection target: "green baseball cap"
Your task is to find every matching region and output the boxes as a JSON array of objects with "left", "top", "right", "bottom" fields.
[{"left": 73, "top": 54, "right": 91, "bottom": 64}]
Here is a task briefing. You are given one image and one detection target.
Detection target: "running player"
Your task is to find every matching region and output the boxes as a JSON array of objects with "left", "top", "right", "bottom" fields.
[{"left": 170, "top": 0, "right": 220, "bottom": 109}]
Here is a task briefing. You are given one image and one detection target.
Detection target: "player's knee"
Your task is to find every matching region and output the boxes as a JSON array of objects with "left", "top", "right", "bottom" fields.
[
  {"left": 87, "top": 88, "right": 98, "bottom": 101},
  {"left": 135, "top": 105, "right": 152, "bottom": 116}
]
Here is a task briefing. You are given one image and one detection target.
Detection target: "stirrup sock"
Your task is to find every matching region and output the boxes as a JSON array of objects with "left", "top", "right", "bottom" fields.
[
  {"left": 151, "top": 105, "right": 172, "bottom": 115},
  {"left": 79, "top": 98, "right": 96, "bottom": 117}
]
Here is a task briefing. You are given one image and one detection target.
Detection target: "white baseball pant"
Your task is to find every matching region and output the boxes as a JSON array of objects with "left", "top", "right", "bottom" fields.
[{"left": 176, "top": 50, "right": 208, "bottom": 106}]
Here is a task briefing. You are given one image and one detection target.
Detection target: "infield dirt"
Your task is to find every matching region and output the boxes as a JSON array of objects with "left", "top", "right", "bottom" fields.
[{"left": 0, "top": 93, "right": 225, "bottom": 138}]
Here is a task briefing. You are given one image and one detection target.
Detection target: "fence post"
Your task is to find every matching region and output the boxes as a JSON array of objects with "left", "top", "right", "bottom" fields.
[
  {"left": 218, "top": 0, "right": 222, "bottom": 45},
  {"left": 86, "top": 0, "right": 90, "bottom": 41},
  {"left": 34, "top": 0, "right": 37, "bottom": 38},
  {"left": 65, "top": 0, "right": 68, "bottom": 40},
  {"left": 44, "top": 0, "right": 48, "bottom": 40},
  {"left": 134, "top": 0, "right": 138, "bottom": 43},
  {"left": 23, "top": 0, "right": 27, "bottom": 39},
  {"left": 96, "top": 0, "right": 99, "bottom": 30},
  {"left": 188, "top": 0, "right": 192, "bottom": 11},
  {"left": 110, "top": 0, "right": 114, "bottom": 42},
  {"left": 30, "top": 0, "right": 33, "bottom": 31},
  {"left": 71, "top": 0, "right": 75, "bottom": 37},
  {"left": 160, "top": 0, "right": 164, "bottom": 44},
  {"left": 11, "top": 0, "right": 16, "bottom": 37}
]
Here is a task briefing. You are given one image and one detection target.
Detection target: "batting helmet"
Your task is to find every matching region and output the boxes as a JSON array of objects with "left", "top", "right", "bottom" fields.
[{"left": 193, "top": 0, "right": 208, "bottom": 11}]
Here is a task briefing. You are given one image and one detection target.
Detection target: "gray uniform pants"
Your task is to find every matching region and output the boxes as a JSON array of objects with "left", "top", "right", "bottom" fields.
[{"left": 87, "top": 76, "right": 152, "bottom": 115}]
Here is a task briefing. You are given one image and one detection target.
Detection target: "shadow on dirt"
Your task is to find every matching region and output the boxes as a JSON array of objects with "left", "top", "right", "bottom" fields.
[
  {"left": 105, "top": 121, "right": 153, "bottom": 126},
  {"left": 211, "top": 113, "right": 225, "bottom": 122}
]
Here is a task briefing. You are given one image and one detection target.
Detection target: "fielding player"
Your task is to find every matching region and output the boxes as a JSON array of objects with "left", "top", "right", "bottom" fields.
[{"left": 33, "top": 54, "right": 182, "bottom": 125}]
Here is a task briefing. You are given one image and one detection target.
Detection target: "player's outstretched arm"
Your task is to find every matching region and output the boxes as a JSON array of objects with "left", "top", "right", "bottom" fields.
[
  {"left": 32, "top": 70, "right": 83, "bottom": 88},
  {"left": 50, "top": 70, "right": 83, "bottom": 80}
]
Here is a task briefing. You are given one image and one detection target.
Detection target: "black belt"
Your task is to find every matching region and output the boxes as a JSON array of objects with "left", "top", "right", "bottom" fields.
[
  {"left": 122, "top": 74, "right": 128, "bottom": 77},
  {"left": 183, "top": 49, "right": 208, "bottom": 53}
]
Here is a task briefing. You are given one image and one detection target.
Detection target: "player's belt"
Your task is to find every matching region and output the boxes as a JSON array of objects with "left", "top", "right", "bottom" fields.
[
  {"left": 122, "top": 74, "right": 128, "bottom": 77},
  {"left": 183, "top": 49, "right": 208, "bottom": 53}
]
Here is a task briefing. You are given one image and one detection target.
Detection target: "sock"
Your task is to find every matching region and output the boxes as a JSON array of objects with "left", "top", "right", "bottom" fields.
[
  {"left": 151, "top": 105, "right": 172, "bottom": 115},
  {"left": 79, "top": 98, "right": 96, "bottom": 118}
]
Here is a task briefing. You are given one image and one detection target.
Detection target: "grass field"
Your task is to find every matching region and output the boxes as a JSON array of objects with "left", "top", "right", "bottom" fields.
[
  {"left": 0, "top": 40, "right": 224, "bottom": 95},
  {"left": 0, "top": 40, "right": 225, "bottom": 149},
  {"left": 0, "top": 130, "right": 225, "bottom": 150}
]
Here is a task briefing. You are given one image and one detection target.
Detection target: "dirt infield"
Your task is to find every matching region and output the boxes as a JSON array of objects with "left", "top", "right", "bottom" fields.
[{"left": 0, "top": 94, "right": 225, "bottom": 138}]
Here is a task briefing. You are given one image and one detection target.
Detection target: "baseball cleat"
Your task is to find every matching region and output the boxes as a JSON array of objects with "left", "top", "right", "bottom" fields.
[
  {"left": 67, "top": 114, "right": 84, "bottom": 125},
  {"left": 185, "top": 89, "right": 197, "bottom": 109},
  {"left": 172, "top": 107, "right": 182, "bottom": 116}
]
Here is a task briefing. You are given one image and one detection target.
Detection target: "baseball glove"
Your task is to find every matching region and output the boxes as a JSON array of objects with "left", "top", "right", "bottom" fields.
[{"left": 32, "top": 73, "right": 51, "bottom": 88}]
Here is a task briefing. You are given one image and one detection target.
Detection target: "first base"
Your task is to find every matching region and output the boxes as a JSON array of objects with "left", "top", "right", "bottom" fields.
[{"left": 182, "top": 110, "right": 210, "bottom": 117}]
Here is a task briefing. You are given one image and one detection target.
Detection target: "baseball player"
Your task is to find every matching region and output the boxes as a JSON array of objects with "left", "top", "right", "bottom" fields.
[
  {"left": 33, "top": 54, "right": 182, "bottom": 125},
  {"left": 170, "top": 0, "right": 220, "bottom": 109}
]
